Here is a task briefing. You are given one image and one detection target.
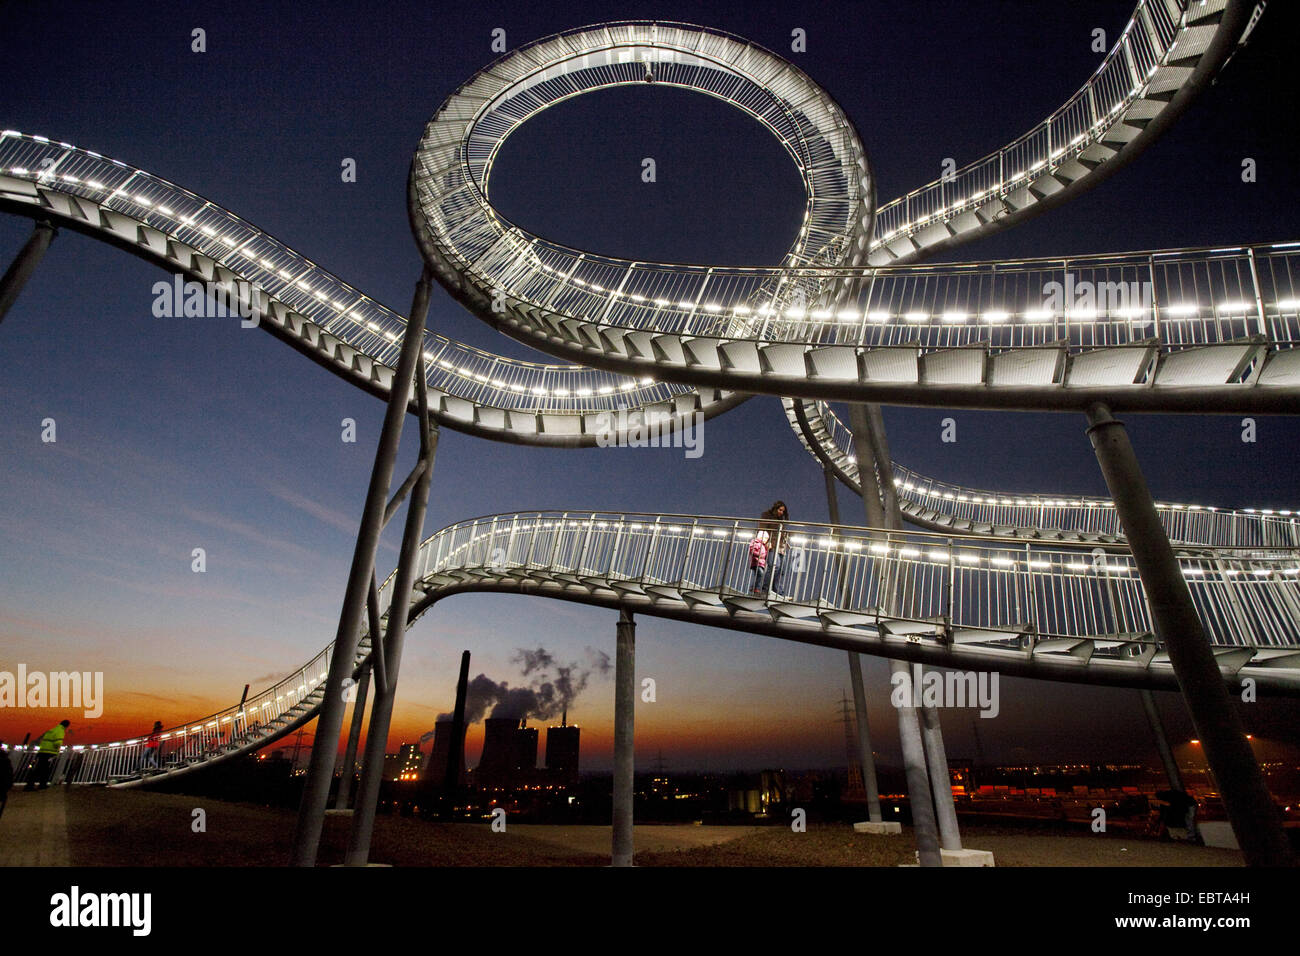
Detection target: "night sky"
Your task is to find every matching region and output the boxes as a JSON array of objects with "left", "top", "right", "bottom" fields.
[{"left": 2, "top": 0, "right": 1298, "bottom": 773}]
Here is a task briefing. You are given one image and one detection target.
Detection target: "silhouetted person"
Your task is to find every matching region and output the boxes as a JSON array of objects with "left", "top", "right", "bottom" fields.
[
  {"left": 1155, "top": 788, "right": 1198, "bottom": 842},
  {"left": 140, "top": 721, "right": 164, "bottom": 771},
  {"left": 756, "top": 501, "right": 792, "bottom": 596},
  {"left": 24, "top": 720, "right": 69, "bottom": 791},
  {"left": 0, "top": 742, "right": 13, "bottom": 819}
]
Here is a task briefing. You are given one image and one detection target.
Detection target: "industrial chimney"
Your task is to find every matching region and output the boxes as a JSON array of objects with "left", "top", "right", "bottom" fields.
[{"left": 445, "top": 650, "right": 470, "bottom": 790}]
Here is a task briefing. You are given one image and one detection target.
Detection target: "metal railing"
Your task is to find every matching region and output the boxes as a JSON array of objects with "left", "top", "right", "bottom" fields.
[
  {"left": 9, "top": 643, "right": 342, "bottom": 785},
  {"left": 412, "top": 18, "right": 870, "bottom": 356},
  {"left": 3, "top": 4, "right": 1287, "bottom": 784},
  {"left": 0, "top": 131, "right": 681, "bottom": 414},
  {"left": 872, "top": 0, "right": 1191, "bottom": 246},
  {"left": 803, "top": 401, "right": 1300, "bottom": 548},
  {"left": 411, "top": 2, "right": 1289, "bottom": 361},
  {"left": 432, "top": 233, "right": 1300, "bottom": 352},
  {"left": 420, "top": 511, "right": 1300, "bottom": 651},
  {"left": 24, "top": 506, "right": 1298, "bottom": 785},
  {"left": 889, "top": 461, "right": 1300, "bottom": 548}
]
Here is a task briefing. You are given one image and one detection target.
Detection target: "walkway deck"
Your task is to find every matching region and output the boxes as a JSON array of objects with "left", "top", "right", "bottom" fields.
[{"left": 0, "top": 788, "right": 72, "bottom": 865}]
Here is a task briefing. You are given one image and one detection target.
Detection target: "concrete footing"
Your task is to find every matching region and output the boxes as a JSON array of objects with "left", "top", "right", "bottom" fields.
[
  {"left": 1198, "top": 822, "right": 1238, "bottom": 850},
  {"left": 938, "top": 848, "right": 995, "bottom": 866},
  {"left": 903, "top": 848, "right": 995, "bottom": 867},
  {"left": 329, "top": 862, "right": 391, "bottom": 867},
  {"left": 853, "top": 820, "right": 902, "bottom": 835}
]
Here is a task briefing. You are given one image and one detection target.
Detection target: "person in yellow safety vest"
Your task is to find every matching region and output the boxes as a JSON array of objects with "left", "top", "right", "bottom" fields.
[{"left": 24, "top": 719, "right": 70, "bottom": 791}]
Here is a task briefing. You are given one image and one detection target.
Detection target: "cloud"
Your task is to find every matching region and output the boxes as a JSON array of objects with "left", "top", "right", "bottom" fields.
[
  {"left": 262, "top": 485, "right": 366, "bottom": 537},
  {"left": 179, "top": 506, "right": 319, "bottom": 562}
]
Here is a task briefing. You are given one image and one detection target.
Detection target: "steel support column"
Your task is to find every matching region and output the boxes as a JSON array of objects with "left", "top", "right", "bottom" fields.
[
  {"left": 848, "top": 403, "right": 942, "bottom": 866},
  {"left": 345, "top": 420, "right": 436, "bottom": 865},
  {"left": 861, "top": 403, "right": 963, "bottom": 851},
  {"left": 865, "top": 405, "right": 902, "bottom": 520},
  {"left": 1085, "top": 402, "right": 1292, "bottom": 866},
  {"left": 891, "top": 659, "right": 940, "bottom": 864},
  {"left": 918, "top": 672, "right": 962, "bottom": 851},
  {"left": 290, "top": 268, "right": 432, "bottom": 867},
  {"left": 824, "top": 465, "right": 882, "bottom": 822},
  {"left": 0, "top": 221, "right": 56, "bottom": 325},
  {"left": 332, "top": 662, "right": 372, "bottom": 810},
  {"left": 1138, "top": 689, "right": 1183, "bottom": 792},
  {"left": 612, "top": 608, "right": 636, "bottom": 867}
]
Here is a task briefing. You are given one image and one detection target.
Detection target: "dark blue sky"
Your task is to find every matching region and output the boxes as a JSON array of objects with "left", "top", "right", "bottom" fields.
[{"left": 2, "top": 0, "right": 1298, "bottom": 770}]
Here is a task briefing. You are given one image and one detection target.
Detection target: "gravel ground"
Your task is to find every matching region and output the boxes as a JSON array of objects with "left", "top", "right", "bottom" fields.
[
  {"left": 636, "top": 826, "right": 1244, "bottom": 867},
  {"left": 58, "top": 789, "right": 1244, "bottom": 867}
]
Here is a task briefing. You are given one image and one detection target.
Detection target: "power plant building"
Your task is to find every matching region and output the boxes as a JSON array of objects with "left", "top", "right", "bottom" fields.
[
  {"left": 424, "top": 718, "right": 468, "bottom": 787},
  {"left": 396, "top": 742, "right": 422, "bottom": 781},
  {"left": 545, "top": 723, "right": 580, "bottom": 786},
  {"left": 477, "top": 717, "right": 538, "bottom": 788}
]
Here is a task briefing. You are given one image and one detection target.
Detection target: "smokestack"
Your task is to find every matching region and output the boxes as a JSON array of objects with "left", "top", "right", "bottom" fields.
[
  {"left": 446, "top": 650, "right": 470, "bottom": 792},
  {"left": 562, "top": 707, "right": 567, "bottom": 728}
]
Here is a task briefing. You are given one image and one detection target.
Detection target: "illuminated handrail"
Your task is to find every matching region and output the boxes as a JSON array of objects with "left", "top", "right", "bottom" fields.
[
  {"left": 870, "top": 0, "right": 1192, "bottom": 253},
  {"left": 10, "top": 640, "right": 355, "bottom": 786},
  {"left": 414, "top": 5, "right": 1282, "bottom": 358},
  {"left": 422, "top": 510, "right": 1300, "bottom": 650},
  {"left": 0, "top": 131, "right": 684, "bottom": 415},
  {"left": 3, "top": 5, "right": 1287, "bottom": 787},
  {"left": 28, "top": 507, "right": 1299, "bottom": 784},
  {"left": 797, "top": 401, "right": 1300, "bottom": 548},
  {"left": 445, "top": 238, "right": 1300, "bottom": 349}
]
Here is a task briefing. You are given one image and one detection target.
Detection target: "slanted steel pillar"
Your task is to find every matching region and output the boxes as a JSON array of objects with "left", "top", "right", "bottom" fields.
[
  {"left": 861, "top": 403, "right": 963, "bottom": 851},
  {"left": 848, "top": 403, "right": 941, "bottom": 867},
  {"left": 918, "top": 671, "right": 962, "bottom": 851},
  {"left": 290, "top": 268, "right": 432, "bottom": 867},
  {"left": 865, "top": 405, "right": 902, "bottom": 519},
  {"left": 824, "top": 465, "right": 882, "bottom": 822},
  {"left": 1138, "top": 689, "right": 1184, "bottom": 792},
  {"left": 0, "top": 221, "right": 56, "bottom": 325},
  {"left": 1085, "top": 402, "right": 1292, "bottom": 867},
  {"left": 332, "top": 663, "right": 372, "bottom": 810},
  {"left": 891, "top": 659, "right": 940, "bottom": 863},
  {"left": 612, "top": 608, "right": 636, "bottom": 867},
  {"left": 345, "top": 420, "right": 437, "bottom": 865}
]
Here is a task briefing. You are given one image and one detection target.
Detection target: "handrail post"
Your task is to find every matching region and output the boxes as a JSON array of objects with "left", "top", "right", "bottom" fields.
[
  {"left": 1023, "top": 542, "right": 1035, "bottom": 631},
  {"left": 504, "top": 517, "right": 519, "bottom": 571},
  {"left": 717, "top": 520, "right": 739, "bottom": 596},
  {"left": 547, "top": 512, "right": 568, "bottom": 570},
  {"left": 1123, "top": 35, "right": 1141, "bottom": 89},
  {"left": 640, "top": 517, "right": 662, "bottom": 582},
  {"left": 1061, "top": 258, "right": 1071, "bottom": 345},
  {"left": 1147, "top": 253, "right": 1160, "bottom": 342},
  {"left": 485, "top": 516, "right": 499, "bottom": 568},
  {"left": 523, "top": 513, "right": 542, "bottom": 570},
  {"left": 945, "top": 537, "right": 956, "bottom": 623},
  {"left": 606, "top": 519, "right": 624, "bottom": 579},
  {"left": 577, "top": 513, "right": 597, "bottom": 575},
  {"left": 678, "top": 519, "right": 698, "bottom": 588},
  {"left": 1246, "top": 246, "right": 1268, "bottom": 338}
]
